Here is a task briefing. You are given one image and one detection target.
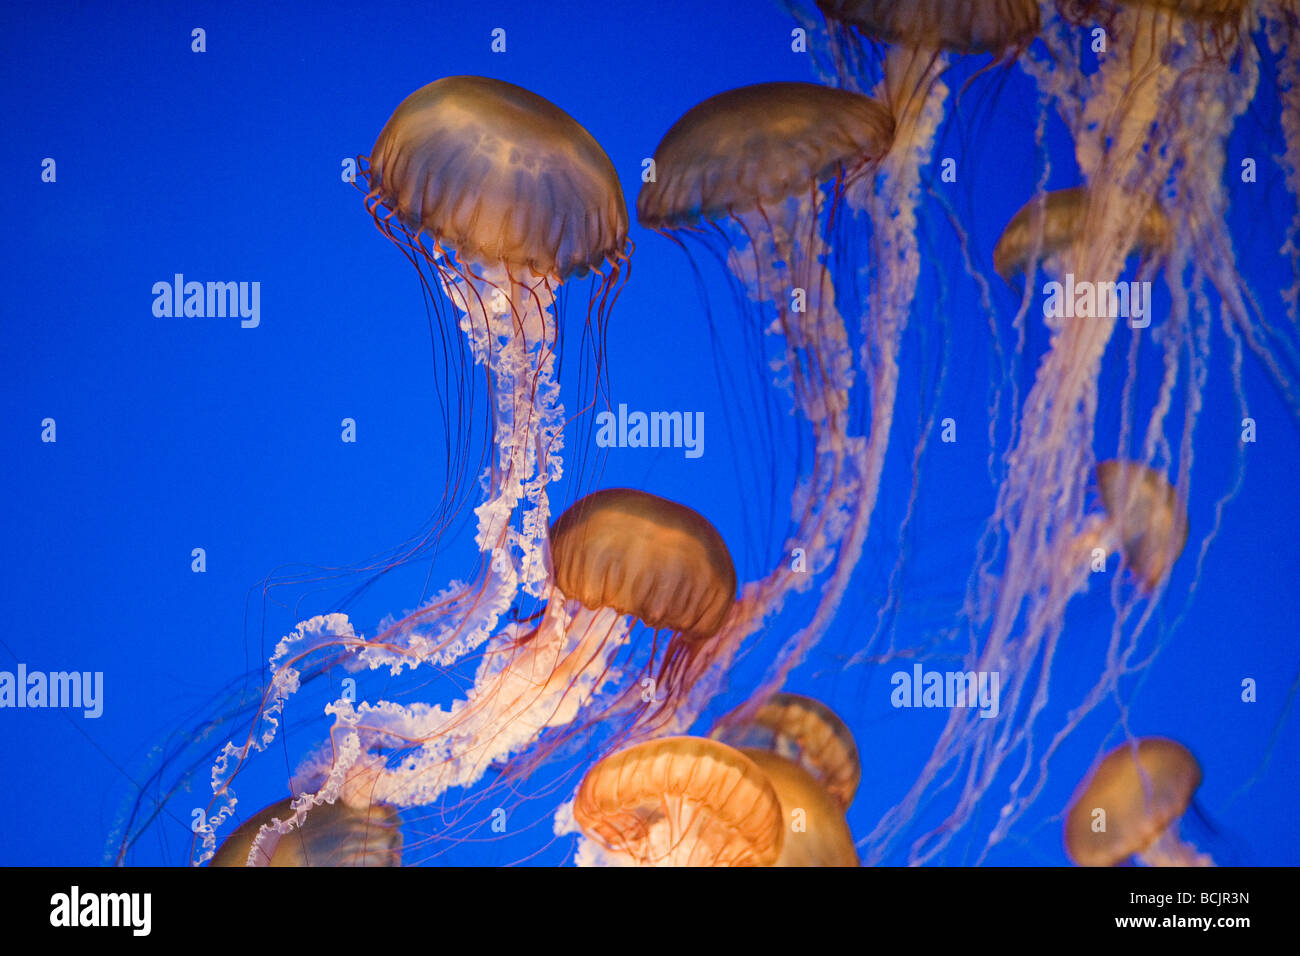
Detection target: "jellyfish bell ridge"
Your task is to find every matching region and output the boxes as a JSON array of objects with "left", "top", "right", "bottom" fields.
[
  {"left": 637, "top": 82, "right": 894, "bottom": 228},
  {"left": 365, "top": 75, "right": 628, "bottom": 280}
]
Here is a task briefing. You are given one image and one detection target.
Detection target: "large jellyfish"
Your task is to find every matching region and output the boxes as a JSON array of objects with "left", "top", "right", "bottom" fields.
[
  {"left": 172, "top": 78, "right": 639, "bottom": 864},
  {"left": 864, "top": 0, "right": 1296, "bottom": 864},
  {"left": 571, "top": 736, "right": 784, "bottom": 867},
  {"left": 1064, "top": 737, "right": 1212, "bottom": 866},
  {"left": 200, "top": 488, "right": 742, "bottom": 865},
  {"left": 638, "top": 82, "right": 896, "bottom": 723}
]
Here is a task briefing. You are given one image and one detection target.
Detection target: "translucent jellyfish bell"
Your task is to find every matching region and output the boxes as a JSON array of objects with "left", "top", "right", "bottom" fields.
[
  {"left": 713, "top": 692, "right": 860, "bottom": 811},
  {"left": 1065, "top": 737, "right": 1213, "bottom": 866},
  {"left": 573, "top": 737, "right": 784, "bottom": 867},
  {"left": 992, "top": 187, "right": 1171, "bottom": 283},
  {"left": 210, "top": 798, "right": 402, "bottom": 867},
  {"left": 366, "top": 75, "right": 627, "bottom": 280},
  {"left": 739, "top": 748, "right": 859, "bottom": 867},
  {"left": 1094, "top": 460, "right": 1189, "bottom": 591}
]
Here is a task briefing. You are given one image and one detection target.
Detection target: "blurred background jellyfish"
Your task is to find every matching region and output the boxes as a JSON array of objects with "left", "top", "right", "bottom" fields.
[
  {"left": 229, "top": 488, "right": 743, "bottom": 866},
  {"left": 571, "top": 737, "right": 784, "bottom": 867},
  {"left": 714, "top": 693, "right": 860, "bottom": 865},
  {"left": 1064, "top": 737, "right": 1212, "bottom": 866},
  {"left": 210, "top": 797, "right": 402, "bottom": 867},
  {"left": 992, "top": 187, "right": 1171, "bottom": 287},
  {"left": 861, "top": 0, "right": 1300, "bottom": 864},
  {"left": 1085, "top": 460, "right": 1189, "bottom": 592},
  {"left": 638, "top": 82, "right": 896, "bottom": 720},
  {"left": 741, "top": 747, "right": 859, "bottom": 865}
]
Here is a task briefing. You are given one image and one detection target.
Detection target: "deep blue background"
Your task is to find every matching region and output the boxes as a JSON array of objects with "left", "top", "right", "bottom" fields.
[{"left": 2, "top": 0, "right": 1297, "bottom": 866}]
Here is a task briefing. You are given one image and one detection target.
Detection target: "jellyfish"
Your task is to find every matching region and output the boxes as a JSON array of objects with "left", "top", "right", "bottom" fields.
[
  {"left": 712, "top": 692, "right": 860, "bottom": 811},
  {"left": 1264, "top": 0, "right": 1300, "bottom": 326},
  {"left": 571, "top": 736, "right": 783, "bottom": 867},
  {"left": 992, "top": 187, "right": 1171, "bottom": 286},
  {"left": 1064, "top": 737, "right": 1212, "bottom": 866},
  {"left": 210, "top": 797, "right": 402, "bottom": 867},
  {"left": 359, "top": 75, "right": 629, "bottom": 603},
  {"left": 205, "top": 488, "right": 743, "bottom": 866},
  {"left": 740, "top": 748, "right": 859, "bottom": 866},
  {"left": 714, "top": 693, "right": 861, "bottom": 865},
  {"left": 862, "top": 0, "right": 1294, "bottom": 864},
  {"left": 169, "top": 80, "right": 635, "bottom": 864},
  {"left": 1084, "top": 460, "right": 1190, "bottom": 592},
  {"left": 638, "top": 82, "right": 896, "bottom": 723}
]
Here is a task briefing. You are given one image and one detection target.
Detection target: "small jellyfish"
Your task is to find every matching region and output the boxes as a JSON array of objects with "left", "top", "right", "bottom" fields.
[
  {"left": 713, "top": 692, "right": 860, "bottom": 811},
  {"left": 290, "top": 489, "right": 741, "bottom": 819},
  {"left": 1092, "top": 460, "right": 1189, "bottom": 591},
  {"left": 1064, "top": 737, "right": 1213, "bottom": 867},
  {"left": 548, "top": 488, "right": 737, "bottom": 641},
  {"left": 714, "top": 693, "right": 860, "bottom": 866},
  {"left": 210, "top": 798, "right": 402, "bottom": 867},
  {"left": 740, "top": 747, "right": 859, "bottom": 867},
  {"left": 572, "top": 736, "right": 783, "bottom": 867},
  {"left": 992, "top": 187, "right": 1171, "bottom": 285}
]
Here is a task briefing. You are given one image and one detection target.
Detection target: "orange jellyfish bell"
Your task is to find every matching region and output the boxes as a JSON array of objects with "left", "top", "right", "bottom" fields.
[
  {"left": 573, "top": 736, "right": 784, "bottom": 866},
  {"left": 816, "top": 0, "right": 1042, "bottom": 54},
  {"left": 365, "top": 75, "right": 628, "bottom": 279},
  {"left": 1064, "top": 737, "right": 1211, "bottom": 866},
  {"left": 548, "top": 488, "right": 738, "bottom": 640},
  {"left": 739, "top": 748, "right": 859, "bottom": 866},
  {"left": 992, "top": 187, "right": 1172, "bottom": 283},
  {"left": 1095, "top": 460, "right": 1189, "bottom": 591},
  {"left": 714, "top": 693, "right": 861, "bottom": 811},
  {"left": 637, "top": 81, "right": 894, "bottom": 228},
  {"left": 210, "top": 798, "right": 402, "bottom": 867}
]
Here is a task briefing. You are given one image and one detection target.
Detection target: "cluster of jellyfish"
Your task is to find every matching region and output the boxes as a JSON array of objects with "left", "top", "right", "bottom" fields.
[{"left": 109, "top": 0, "right": 1300, "bottom": 867}]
